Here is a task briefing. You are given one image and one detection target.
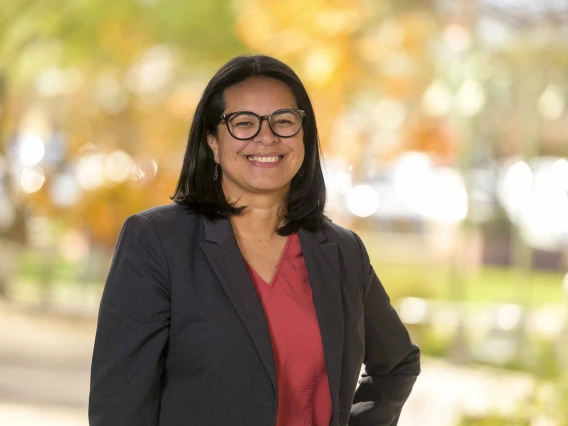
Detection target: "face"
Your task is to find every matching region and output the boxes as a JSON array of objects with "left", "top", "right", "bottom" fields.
[{"left": 207, "top": 77, "right": 305, "bottom": 203}]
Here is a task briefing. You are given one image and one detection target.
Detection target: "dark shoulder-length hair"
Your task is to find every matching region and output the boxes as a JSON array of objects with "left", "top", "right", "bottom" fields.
[{"left": 171, "top": 54, "right": 327, "bottom": 235}]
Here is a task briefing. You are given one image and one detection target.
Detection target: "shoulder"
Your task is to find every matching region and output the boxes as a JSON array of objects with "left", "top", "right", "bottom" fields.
[
  {"left": 134, "top": 203, "right": 201, "bottom": 229},
  {"left": 120, "top": 203, "right": 203, "bottom": 245},
  {"left": 136, "top": 202, "right": 194, "bottom": 220},
  {"left": 315, "top": 219, "right": 367, "bottom": 263},
  {"left": 320, "top": 219, "right": 361, "bottom": 249},
  {"left": 316, "top": 220, "right": 371, "bottom": 286}
]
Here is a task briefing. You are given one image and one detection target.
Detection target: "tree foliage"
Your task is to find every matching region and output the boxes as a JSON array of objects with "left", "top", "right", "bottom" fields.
[{"left": 0, "top": 0, "right": 246, "bottom": 246}]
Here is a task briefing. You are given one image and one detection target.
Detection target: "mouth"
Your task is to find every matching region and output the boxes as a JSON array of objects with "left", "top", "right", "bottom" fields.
[{"left": 246, "top": 155, "right": 284, "bottom": 163}]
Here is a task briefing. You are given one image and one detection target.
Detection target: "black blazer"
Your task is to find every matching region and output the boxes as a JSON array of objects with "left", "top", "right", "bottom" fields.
[{"left": 89, "top": 204, "right": 420, "bottom": 426}]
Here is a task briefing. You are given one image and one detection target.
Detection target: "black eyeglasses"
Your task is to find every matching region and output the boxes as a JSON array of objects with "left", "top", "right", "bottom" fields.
[{"left": 219, "top": 108, "right": 305, "bottom": 140}]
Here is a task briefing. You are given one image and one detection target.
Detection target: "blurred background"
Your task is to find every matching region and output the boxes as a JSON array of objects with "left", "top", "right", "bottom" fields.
[{"left": 1, "top": 0, "right": 567, "bottom": 425}]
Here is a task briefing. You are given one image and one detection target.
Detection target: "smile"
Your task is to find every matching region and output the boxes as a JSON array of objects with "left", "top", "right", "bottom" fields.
[{"left": 246, "top": 155, "right": 283, "bottom": 163}]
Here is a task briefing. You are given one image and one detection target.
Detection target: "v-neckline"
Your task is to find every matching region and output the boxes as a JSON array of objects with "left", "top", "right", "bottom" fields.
[{"left": 245, "top": 235, "right": 292, "bottom": 288}]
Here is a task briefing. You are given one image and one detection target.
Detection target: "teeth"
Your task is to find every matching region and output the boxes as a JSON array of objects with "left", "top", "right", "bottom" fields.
[{"left": 248, "top": 156, "right": 281, "bottom": 163}]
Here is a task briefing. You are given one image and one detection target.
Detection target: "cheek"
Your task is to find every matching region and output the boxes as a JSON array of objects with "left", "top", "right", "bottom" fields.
[
  {"left": 222, "top": 148, "right": 240, "bottom": 160},
  {"left": 297, "top": 133, "right": 305, "bottom": 155},
  {"left": 219, "top": 142, "right": 246, "bottom": 163},
  {"left": 295, "top": 140, "right": 305, "bottom": 160}
]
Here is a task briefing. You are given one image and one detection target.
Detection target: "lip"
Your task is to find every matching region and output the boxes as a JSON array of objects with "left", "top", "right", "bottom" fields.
[
  {"left": 244, "top": 153, "right": 285, "bottom": 168},
  {"left": 244, "top": 152, "right": 285, "bottom": 157}
]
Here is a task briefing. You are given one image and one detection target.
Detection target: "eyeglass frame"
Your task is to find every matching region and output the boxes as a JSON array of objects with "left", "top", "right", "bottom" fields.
[{"left": 218, "top": 108, "right": 305, "bottom": 140}]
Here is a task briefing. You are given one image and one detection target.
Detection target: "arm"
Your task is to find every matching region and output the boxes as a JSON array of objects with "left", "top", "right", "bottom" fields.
[
  {"left": 349, "top": 232, "right": 420, "bottom": 426},
  {"left": 89, "top": 214, "right": 171, "bottom": 426}
]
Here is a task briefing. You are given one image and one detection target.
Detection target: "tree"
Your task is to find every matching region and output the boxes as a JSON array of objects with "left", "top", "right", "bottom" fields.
[
  {"left": 233, "top": 0, "right": 441, "bottom": 166},
  {"left": 0, "top": 0, "right": 246, "bottom": 248}
]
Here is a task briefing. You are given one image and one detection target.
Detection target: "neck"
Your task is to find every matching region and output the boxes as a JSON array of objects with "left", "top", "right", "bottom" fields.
[
  {"left": 223, "top": 180, "right": 289, "bottom": 239},
  {"left": 229, "top": 197, "right": 287, "bottom": 240}
]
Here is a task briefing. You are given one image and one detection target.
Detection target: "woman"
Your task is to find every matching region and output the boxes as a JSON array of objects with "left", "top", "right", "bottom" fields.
[{"left": 89, "top": 55, "right": 420, "bottom": 426}]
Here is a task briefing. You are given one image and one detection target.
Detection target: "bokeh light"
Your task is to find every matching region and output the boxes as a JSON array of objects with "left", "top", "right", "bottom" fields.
[
  {"left": 443, "top": 23, "right": 473, "bottom": 51},
  {"left": 422, "top": 168, "right": 469, "bottom": 223},
  {"left": 400, "top": 297, "right": 429, "bottom": 325},
  {"left": 20, "top": 165, "right": 46, "bottom": 193},
  {"left": 347, "top": 184, "right": 380, "bottom": 217},
  {"left": 537, "top": 83, "right": 565, "bottom": 121},
  {"left": 126, "top": 45, "right": 176, "bottom": 97},
  {"left": 496, "top": 304, "right": 522, "bottom": 331},
  {"left": 373, "top": 98, "right": 407, "bottom": 131},
  {"left": 50, "top": 173, "right": 82, "bottom": 207},
  {"left": 549, "top": 158, "right": 568, "bottom": 191},
  {"left": 421, "top": 81, "right": 453, "bottom": 117},
  {"left": 76, "top": 153, "right": 105, "bottom": 191},
  {"left": 95, "top": 72, "right": 128, "bottom": 114},
  {"left": 103, "top": 151, "right": 135, "bottom": 183},
  {"left": 456, "top": 79, "right": 486, "bottom": 117},
  {"left": 61, "top": 230, "right": 90, "bottom": 263},
  {"left": 304, "top": 48, "right": 338, "bottom": 85},
  {"left": 392, "top": 152, "right": 433, "bottom": 213},
  {"left": 19, "top": 134, "right": 45, "bottom": 166},
  {"left": 519, "top": 185, "right": 568, "bottom": 250},
  {"left": 132, "top": 156, "right": 159, "bottom": 182},
  {"left": 497, "top": 160, "right": 534, "bottom": 224}
]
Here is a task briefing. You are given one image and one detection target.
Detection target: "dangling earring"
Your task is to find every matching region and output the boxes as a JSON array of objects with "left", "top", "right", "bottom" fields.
[
  {"left": 298, "top": 168, "right": 304, "bottom": 177},
  {"left": 213, "top": 163, "right": 219, "bottom": 181}
]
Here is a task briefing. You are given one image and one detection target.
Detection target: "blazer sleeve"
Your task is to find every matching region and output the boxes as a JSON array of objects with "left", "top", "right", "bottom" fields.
[
  {"left": 89, "top": 214, "right": 171, "bottom": 426},
  {"left": 349, "top": 232, "right": 420, "bottom": 426}
]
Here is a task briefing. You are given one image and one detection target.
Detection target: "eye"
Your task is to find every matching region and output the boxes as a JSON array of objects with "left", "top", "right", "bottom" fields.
[
  {"left": 274, "top": 118, "right": 293, "bottom": 125},
  {"left": 229, "top": 114, "right": 258, "bottom": 127},
  {"left": 233, "top": 120, "right": 254, "bottom": 127}
]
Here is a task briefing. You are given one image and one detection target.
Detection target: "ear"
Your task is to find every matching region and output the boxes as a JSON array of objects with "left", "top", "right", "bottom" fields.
[{"left": 207, "top": 133, "right": 220, "bottom": 164}]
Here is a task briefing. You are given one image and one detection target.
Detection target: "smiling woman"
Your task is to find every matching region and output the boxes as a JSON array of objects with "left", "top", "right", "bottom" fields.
[
  {"left": 171, "top": 55, "right": 327, "bottom": 235},
  {"left": 89, "top": 55, "right": 420, "bottom": 426},
  {"left": 207, "top": 77, "right": 306, "bottom": 203}
]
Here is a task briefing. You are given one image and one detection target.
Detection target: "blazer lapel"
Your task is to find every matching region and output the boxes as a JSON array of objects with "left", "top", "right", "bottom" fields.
[
  {"left": 199, "top": 216, "right": 277, "bottom": 393},
  {"left": 298, "top": 226, "right": 344, "bottom": 421}
]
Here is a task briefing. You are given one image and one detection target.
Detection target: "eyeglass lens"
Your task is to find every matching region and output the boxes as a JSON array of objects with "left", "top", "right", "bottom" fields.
[{"left": 227, "top": 110, "right": 302, "bottom": 139}]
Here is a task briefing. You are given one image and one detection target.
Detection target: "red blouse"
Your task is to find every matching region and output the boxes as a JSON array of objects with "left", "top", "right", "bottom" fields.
[{"left": 245, "top": 233, "right": 332, "bottom": 426}]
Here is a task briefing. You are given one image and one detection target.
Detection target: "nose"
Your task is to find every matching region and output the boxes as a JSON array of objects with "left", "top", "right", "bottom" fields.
[{"left": 254, "top": 117, "right": 278, "bottom": 144}]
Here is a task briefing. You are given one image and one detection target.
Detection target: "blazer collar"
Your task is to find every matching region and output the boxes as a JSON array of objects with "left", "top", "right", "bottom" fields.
[
  {"left": 201, "top": 216, "right": 344, "bottom": 419},
  {"left": 298, "top": 226, "right": 344, "bottom": 422},
  {"left": 200, "top": 216, "right": 278, "bottom": 393},
  {"left": 203, "top": 215, "right": 235, "bottom": 244}
]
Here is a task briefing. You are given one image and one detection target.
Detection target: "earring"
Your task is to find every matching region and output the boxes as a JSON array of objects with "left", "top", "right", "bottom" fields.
[
  {"left": 213, "top": 163, "right": 219, "bottom": 181},
  {"left": 298, "top": 168, "right": 304, "bottom": 177}
]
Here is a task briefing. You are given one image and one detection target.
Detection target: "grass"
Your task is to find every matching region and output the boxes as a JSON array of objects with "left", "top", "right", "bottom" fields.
[
  {"left": 369, "top": 259, "right": 565, "bottom": 306},
  {"left": 10, "top": 243, "right": 567, "bottom": 308}
]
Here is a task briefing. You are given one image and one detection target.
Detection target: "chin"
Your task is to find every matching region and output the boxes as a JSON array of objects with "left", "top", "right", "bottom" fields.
[{"left": 246, "top": 180, "right": 291, "bottom": 194}]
